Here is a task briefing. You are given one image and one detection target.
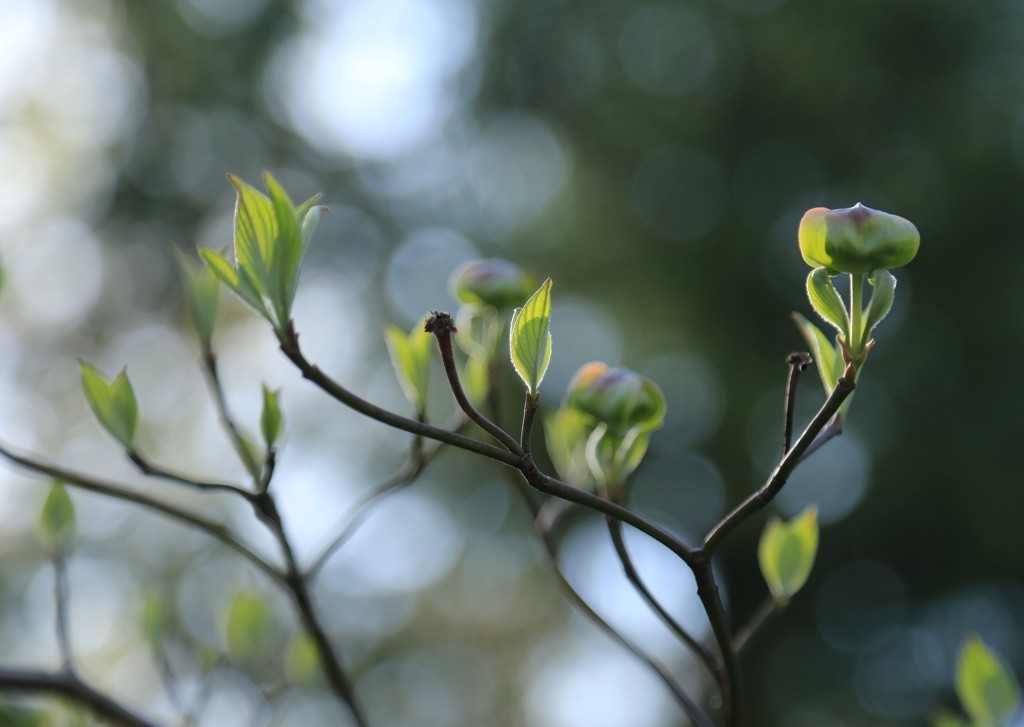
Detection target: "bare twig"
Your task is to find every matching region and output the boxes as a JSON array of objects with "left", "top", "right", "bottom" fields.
[
  {"left": 732, "top": 596, "right": 780, "bottom": 655},
  {"left": 534, "top": 500, "right": 716, "bottom": 727},
  {"left": 0, "top": 441, "right": 283, "bottom": 586},
  {"left": 277, "top": 322, "right": 519, "bottom": 467},
  {"left": 605, "top": 519, "right": 717, "bottom": 676},
  {"left": 782, "top": 352, "right": 812, "bottom": 455},
  {"left": 200, "top": 348, "right": 262, "bottom": 480}
]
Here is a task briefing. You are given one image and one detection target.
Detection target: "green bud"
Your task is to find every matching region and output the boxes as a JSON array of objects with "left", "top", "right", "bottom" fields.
[
  {"left": 450, "top": 259, "right": 536, "bottom": 310},
  {"left": 799, "top": 204, "right": 919, "bottom": 275},
  {"left": 567, "top": 362, "right": 665, "bottom": 433}
]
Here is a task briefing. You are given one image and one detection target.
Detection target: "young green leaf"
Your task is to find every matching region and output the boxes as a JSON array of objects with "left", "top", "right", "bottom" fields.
[
  {"left": 260, "top": 385, "right": 283, "bottom": 448},
  {"left": 544, "top": 405, "right": 596, "bottom": 490},
  {"left": 509, "top": 278, "right": 553, "bottom": 396},
  {"left": 37, "top": 482, "right": 75, "bottom": 550},
  {"left": 79, "top": 361, "right": 139, "bottom": 449},
  {"left": 791, "top": 312, "right": 844, "bottom": 396},
  {"left": 806, "top": 267, "right": 850, "bottom": 336},
  {"left": 862, "top": 268, "right": 897, "bottom": 339},
  {"left": 956, "top": 635, "right": 1020, "bottom": 727},
  {"left": 175, "top": 249, "right": 220, "bottom": 348},
  {"left": 758, "top": 506, "right": 819, "bottom": 604},
  {"left": 228, "top": 174, "right": 276, "bottom": 300},
  {"left": 225, "top": 589, "right": 273, "bottom": 663},
  {"left": 384, "top": 322, "right": 433, "bottom": 411}
]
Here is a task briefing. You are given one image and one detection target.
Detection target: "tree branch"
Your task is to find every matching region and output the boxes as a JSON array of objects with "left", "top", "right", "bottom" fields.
[
  {"left": 0, "top": 441, "right": 283, "bottom": 587},
  {"left": 277, "top": 322, "right": 519, "bottom": 467},
  {"left": 0, "top": 668, "right": 161, "bottom": 727}
]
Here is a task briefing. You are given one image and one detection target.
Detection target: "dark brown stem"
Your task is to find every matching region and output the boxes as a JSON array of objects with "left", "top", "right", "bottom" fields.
[
  {"left": 690, "top": 553, "right": 738, "bottom": 725},
  {"left": 783, "top": 352, "right": 812, "bottom": 455},
  {"left": 703, "top": 366, "right": 856, "bottom": 554},
  {"left": 0, "top": 668, "right": 160, "bottom": 727},
  {"left": 426, "top": 312, "right": 523, "bottom": 454},
  {"left": 277, "top": 322, "right": 519, "bottom": 467},
  {"left": 128, "top": 451, "right": 255, "bottom": 500}
]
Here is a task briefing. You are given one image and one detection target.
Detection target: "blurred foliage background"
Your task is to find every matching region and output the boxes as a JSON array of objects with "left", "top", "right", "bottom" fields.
[{"left": 0, "top": 0, "right": 1022, "bottom": 725}]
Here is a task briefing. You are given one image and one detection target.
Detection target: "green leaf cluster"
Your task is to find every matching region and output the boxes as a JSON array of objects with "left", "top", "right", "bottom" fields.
[
  {"left": 201, "top": 173, "right": 325, "bottom": 334},
  {"left": 757, "top": 506, "right": 819, "bottom": 604},
  {"left": 932, "top": 635, "right": 1021, "bottom": 727},
  {"left": 510, "top": 278, "right": 553, "bottom": 397},
  {"left": 79, "top": 361, "right": 138, "bottom": 450},
  {"left": 37, "top": 481, "right": 75, "bottom": 551},
  {"left": 384, "top": 321, "right": 433, "bottom": 412}
]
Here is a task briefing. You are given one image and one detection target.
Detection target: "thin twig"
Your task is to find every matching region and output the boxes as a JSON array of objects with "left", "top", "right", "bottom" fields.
[
  {"left": 534, "top": 500, "right": 716, "bottom": 727},
  {"left": 200, "top": 348, "right": 262, "bottom": 480},
  {"left": 306, "top": 448, "right": 427, "bottom": 579},
  {"left": 128, "top": 451, "right": 255, "bottom": 501},
  {"left": 605, "top": 519, "right": 718, "bottom": 676},
  {"left": 782, "top": 352, "right": 812, "bottom": 455},
  {"left": 0, "top": 441, "right": 283, "bottom": 587},
  {"left": 732, "top": 596, "right": 780, "bottom": 655},
  {"left": 0, "top": 668, "right": 160, "bottom": 727},
  {"left": 277, "top": 322, "right": 519, "bottom": 467},
  {"left": 703, "top": 365, "right": 856, "bottom": 554},
  {"left": 53, "top": 552, "right": 72, "bottom": 671}
]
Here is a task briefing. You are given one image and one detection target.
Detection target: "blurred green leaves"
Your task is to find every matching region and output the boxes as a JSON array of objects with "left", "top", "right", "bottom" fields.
[
  {"left": 79, "top": 361, "right": 138, "bottom": 450},
  {"left": 757, "top": 506, "right": 819, "bottom": 604},
  {"left": 201, "top": 172, "right": 325, "bottom": 335},
  {"left": 385, "top": 321, "right": 433, "bottom": 412},
  {"left": 953, "top": 635, "right": 1020, "bottom": 727},
  {"left": 510, "top": 278, "right": 553, "bottom": 397}
]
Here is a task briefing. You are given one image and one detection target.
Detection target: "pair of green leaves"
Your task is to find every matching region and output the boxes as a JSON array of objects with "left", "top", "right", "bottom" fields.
[
  {"left": 758, "top": 506, "right": 819, "bottom": 604},
  {"left": 805, "top": 267, "right": 896, "bottom": 359},
  {"left": 201, "top": 173, "right": 326, "bottom": 335},
  {"left": 934, "top": 636, "right": 1020, "bottom": 727},
  {"left": 80, "top": 362, "right": 138, "bottom": 450}
]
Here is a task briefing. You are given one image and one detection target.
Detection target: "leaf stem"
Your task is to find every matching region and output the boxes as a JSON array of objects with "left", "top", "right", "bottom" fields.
[{"left": 849, "top": 272, "right": 865, "bottom": 353}]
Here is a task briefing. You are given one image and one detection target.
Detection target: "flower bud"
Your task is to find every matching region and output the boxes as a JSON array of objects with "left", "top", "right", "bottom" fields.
[
  {"left": 567, "top": 362, "right": 665, "bottom": 433},
  {"left": 450, "top": 259, "right": 536, "bottom": 310},
  {"left": 799, "top": 203, "right": 919, "bottom": 275}
]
